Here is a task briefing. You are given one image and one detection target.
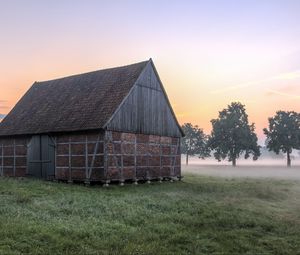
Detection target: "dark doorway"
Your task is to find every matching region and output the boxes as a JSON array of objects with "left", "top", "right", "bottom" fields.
[{"left": 27, "top": 135, "right": 55, "bottom": 180}]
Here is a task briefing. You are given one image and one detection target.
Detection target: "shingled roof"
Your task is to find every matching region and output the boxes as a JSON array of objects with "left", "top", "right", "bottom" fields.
[{"left": 0, "top": 60, "right": 149, "bottom": 136}]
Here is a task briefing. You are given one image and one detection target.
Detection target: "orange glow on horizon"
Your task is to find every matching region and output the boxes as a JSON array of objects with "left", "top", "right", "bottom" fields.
[
  {"left": 1, "top": 1, "right": 300, "bottom": 145},
  {"left": 1, "top": 58, "right": 300, "bottom": 145}
]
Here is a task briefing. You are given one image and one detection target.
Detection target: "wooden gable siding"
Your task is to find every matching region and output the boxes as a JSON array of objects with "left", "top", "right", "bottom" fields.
[{"left": 106, "top": 62, "right": 182, "bottom": 137}]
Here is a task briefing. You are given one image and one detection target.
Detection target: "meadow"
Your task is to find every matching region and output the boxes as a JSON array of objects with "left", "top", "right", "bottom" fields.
[{"left": 0, "top": 167, "right": 300, "bottom": 255}]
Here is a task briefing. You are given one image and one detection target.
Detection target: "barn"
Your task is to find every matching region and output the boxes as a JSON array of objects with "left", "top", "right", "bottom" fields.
[{"left": 0, "top": 59, "right": 183, "bottom": 185}]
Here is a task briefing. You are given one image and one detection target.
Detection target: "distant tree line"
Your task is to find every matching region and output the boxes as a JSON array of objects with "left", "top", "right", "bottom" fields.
[{"left": 181, "top": 102, "right": 300, "bottom": 167}]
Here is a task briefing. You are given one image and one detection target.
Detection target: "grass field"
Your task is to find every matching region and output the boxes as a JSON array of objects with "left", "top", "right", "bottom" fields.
[{"left": 1, "top": 172, "right": 300, "bottom": 254}]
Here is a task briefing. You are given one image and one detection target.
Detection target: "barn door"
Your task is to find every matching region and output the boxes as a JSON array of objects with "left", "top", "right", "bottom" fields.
[{"left": 27, "top": 135, "right": 55, "bottom": 180}]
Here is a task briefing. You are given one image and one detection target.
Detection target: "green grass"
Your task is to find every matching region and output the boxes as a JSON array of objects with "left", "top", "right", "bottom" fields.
[{"left": 0, "top": 175, "right": 300, "bottom": 255}]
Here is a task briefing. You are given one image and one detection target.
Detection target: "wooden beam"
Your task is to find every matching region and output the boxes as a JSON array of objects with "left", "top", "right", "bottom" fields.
[
  {"left": 54, "top": 137, "right": 57, "bottom": 180},
  {"left": 87, "top": 132, "right": 102, "bottom": 180},
  {"left": 120, "top": 140, "right": 124, "bottom": 182},
  {"left": 134, "top": 134, "right": 137, "bottom": 182},
  {"left": 171, "top": 138, "right": 180, "bottom": 178},
  {"left": 68, "top": 137, "right": 72, "bottom": 183},
  {"left": 85, "top": 135, "right": 88, "bottom": 180},
  {"left": 146, "top": 142, "right": 150, "bottom": 180},
  {"left": 104, "top": 131, "right": 108, "bottom": 182},
  {"left": 1, "top": 143, "right": 3, "bottom": 176},
  {"left": 107, "top": 131, "right": 122, "bottom": 180},
  {"left": 13, "top": 139, "right": 16, "bottom": 177},
  {"left": 135, "top": 83, "right": 162, "bottom": 92},
  {"left": 159, "top": 137, "right": 162, "bottom": 180}
]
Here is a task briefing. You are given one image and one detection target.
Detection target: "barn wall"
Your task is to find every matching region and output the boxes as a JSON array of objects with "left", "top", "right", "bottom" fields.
[
  {"left": 106, "top": 131, "right": 181, "bottom": 181},
  {"left": 0, "top": 137, "right": 28, "bottom": 177},
  {"left": 107, "top": 63, "right": 182, "bottom": 137},
  {"left": 0, "top": 130, "right": 181, "bottom": 183},
  {"left": 55, "top": 131, "right": 105, "bottom": 181}
]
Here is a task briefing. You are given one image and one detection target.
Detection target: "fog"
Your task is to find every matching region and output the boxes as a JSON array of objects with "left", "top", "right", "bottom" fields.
[
  {"left": 182, "top": 156, "right": 300, "bottom": 180},
  {"left": 184, "top": 156, "right": 300, "bottom": 166},
  {"left": 183, "top": 147, "right": 300, "bottom": 166}
]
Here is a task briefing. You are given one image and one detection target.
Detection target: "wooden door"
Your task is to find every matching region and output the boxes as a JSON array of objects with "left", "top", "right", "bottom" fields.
[{"left": 27, "top": 135, "right": 55, "bottom": 180}]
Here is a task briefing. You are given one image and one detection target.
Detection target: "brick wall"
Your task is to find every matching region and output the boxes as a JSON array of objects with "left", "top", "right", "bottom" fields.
[
  {"left": 55, "top": 131, "right": 105, "bottom": 181},
  {"left": 0, "top": 131, "right": 181, "bottom": 182},
  {"left": 106, "top": 131, "right": 181, "bottom": 181},
  {"left": 0, "top": 137, "right": 28, "bottom": 177}
]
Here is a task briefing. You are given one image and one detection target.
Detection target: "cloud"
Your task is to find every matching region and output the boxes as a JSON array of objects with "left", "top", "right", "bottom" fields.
[
  {"left": 210, "top": 70, "right": 300, "bottom": 94},
  {"left": 230, "top": 99, "right": 257, "bottom": 104},
  {"left": 176, "top": 112, "right": 198, "bottom": 118},
  {"left": 272, "top": 70, "right": 300, "bottom": 80},
  {"left": 265, "top": 88, "right": 300, "bottom": 99},
  {"left": 278, "top": 84, "right": 300, "bottom": 93},
  {"left": 0, "top": 100, "right": 9, "bottom": 110},
  {"left": 209, "top": 80, "right": 260, "bottom": 94}
]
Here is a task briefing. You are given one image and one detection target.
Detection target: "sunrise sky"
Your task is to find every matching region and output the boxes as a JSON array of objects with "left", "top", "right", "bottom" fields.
[{"left": 1, "top": 0, "right": 300, "bottom": 144}]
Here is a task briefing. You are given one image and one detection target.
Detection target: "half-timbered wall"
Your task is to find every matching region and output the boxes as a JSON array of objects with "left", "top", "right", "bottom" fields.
[
  {"left": 0, "top": 137, "right": 28, "bottom": 177},
  {"left": 106, "top": 131, "right": 181, "bottom": 181},
  {"left": 55, "top": 131, "right": 105, "bottom": 181},
  {"left": 0, "top": 130, "right": 181, "bottom": 182}
]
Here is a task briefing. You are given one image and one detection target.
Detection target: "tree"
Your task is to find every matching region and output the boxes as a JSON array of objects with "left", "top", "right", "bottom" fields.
[
  {"left": 208, "top": 102, "right": 260, "bottom": 166},
  {"left": 263, "top": 111, "right": 300, "bottom": 167},
  {"left": 181, "top": 123, "right": 210, "bottom": 165}
]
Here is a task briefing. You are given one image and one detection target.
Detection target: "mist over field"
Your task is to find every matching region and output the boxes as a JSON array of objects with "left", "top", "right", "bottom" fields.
[
  {"left": 183, "top": 147, "right": 300, "bottom": 166},
  {"left": 184, "top": 156, "right": 300, "bottom": 166},
  {"left": 182, "top": 151, "right": 300, "bottom": 180}
]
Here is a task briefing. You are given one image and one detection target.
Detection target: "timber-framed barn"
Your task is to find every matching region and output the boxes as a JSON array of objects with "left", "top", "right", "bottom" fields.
[{"left": 0, "top": 59, "right": 183, "bottom": 184}]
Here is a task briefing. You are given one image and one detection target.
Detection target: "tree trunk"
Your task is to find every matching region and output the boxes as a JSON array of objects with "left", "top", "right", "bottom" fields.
[
  {"left": 186, "top": 153, "right": 189, "bottom": 165},
  {"left": 232, "top": 157, "right": 236, "bottom": 167},
  {"left": 287, "top": 151, "right": 291, "bottom": 167}
]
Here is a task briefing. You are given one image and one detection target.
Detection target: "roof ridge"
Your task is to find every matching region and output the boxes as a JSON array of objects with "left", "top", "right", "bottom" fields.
[{"left": 35, "top": 59, "right": 150, "bottom": 85}]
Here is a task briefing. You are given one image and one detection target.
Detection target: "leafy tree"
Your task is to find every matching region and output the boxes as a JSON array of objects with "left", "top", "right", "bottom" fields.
[
  {"left": 181, "top": 123, "right": 210, "bottom": 165},
  {"left": 263, "top": 111, "right": 300, "bottom": 167},
  {"left": 208, "top": 102, "right": 260, "bottom": 166}
]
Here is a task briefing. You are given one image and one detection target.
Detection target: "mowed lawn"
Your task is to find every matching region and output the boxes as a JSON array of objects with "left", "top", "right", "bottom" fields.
[{"left": 1, "top": 173, "right": 300, "bottom": 255}]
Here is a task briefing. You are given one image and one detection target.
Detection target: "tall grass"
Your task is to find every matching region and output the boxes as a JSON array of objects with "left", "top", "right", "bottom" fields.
[{"left": 0, "top": 175, "right": 299, "bottom": 254}]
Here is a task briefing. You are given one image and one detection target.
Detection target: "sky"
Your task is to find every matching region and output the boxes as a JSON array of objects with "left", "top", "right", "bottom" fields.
[{"left": 1, "top": 0, "right": 300, "bottom": 144}]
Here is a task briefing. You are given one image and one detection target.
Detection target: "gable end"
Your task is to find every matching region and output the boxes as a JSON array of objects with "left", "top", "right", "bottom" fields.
[{"left": 105, "top": 60, "right": 183, "bottom": 137}]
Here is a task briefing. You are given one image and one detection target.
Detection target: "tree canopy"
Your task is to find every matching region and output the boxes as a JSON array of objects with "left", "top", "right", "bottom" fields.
[
  {"left": 181, "top": 123, "right": 210, "bottom": 165},
  {"left": 208, "top": 102, "right": 260, "bottom": 166},
  {"left": 263, "top": 111, "right": 300, "bottom": 167}
]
